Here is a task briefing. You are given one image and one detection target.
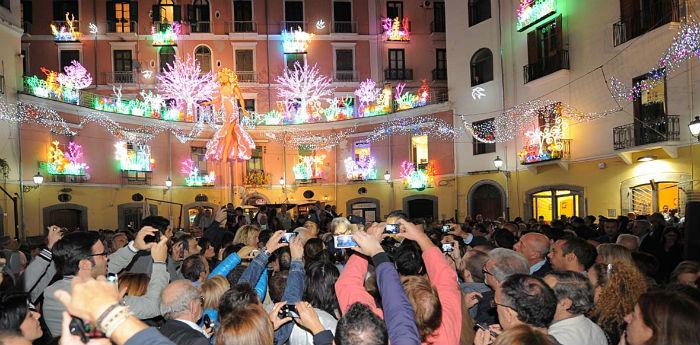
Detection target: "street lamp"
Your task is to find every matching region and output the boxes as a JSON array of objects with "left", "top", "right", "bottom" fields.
[
  {"left": 384, "top": 170, "right": 391, "bottom": 182},
  {"left": 32, "top": 172, "right": 44, "bottom": 185},
  {"left": 690, "top": 116, "right": 700, "bottom": 140},
  {"left": 279, "top": 177, "right": 286, "bottom": 186},
  {"left": 493, "top": 156, "right": 504, "bottom": 170},
  {"left": 165, "top": 177, "right": 173, "bottom": 188}
]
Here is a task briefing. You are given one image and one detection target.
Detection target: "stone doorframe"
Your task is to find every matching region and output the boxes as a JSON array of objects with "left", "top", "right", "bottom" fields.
[{"left": 42, "top": 203, "right": 89, "bottom": 232}]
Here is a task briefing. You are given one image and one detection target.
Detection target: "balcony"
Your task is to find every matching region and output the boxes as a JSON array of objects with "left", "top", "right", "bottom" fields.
[
  {"left": 432, "top": 68, "right": 447, "bottom": 81},
  {"left": 333, "top": 21, "right": 357, "bottom": 33},
  {"left": 431, "top": 21, "right": 446, "bottom": 33},
  {"left": 229, "top": 21, "right": 257, "bottom": 33},
  {"left": 334, "top": 70, "right": 357, "bottom": 82},
  {"left": 281, "top": 21, "right": 305, "bottom": 32},
  {"left": 236, "top": 71, "right": 257, "bottom": 83},
  {"left": 384, "top": 68, "right": 413, "bottom": 81},
  {"left": 107, "top": 20, "right": 138, "bottom": 34},
  {"left": 102, "top": 71, "right": 137, "bottom": 84},
  {"left": 612, "top": 0, "right": 685, "bottom": 47},
  {"left": 153, "top": 21, "right": 190, "bottom": 35},
  {"left": 613, "top": 115, "right": 680, "bottom": 150},
  {"left": 190, "top": 21, "right": 211, "bottom": 33},
  {"left": 523, "top": 49, "right": 569, "bottom": 84}
]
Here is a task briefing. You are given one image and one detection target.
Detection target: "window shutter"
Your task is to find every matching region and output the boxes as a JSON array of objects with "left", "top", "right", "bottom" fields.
[
  {"left": 186, "top": 5, "right": 194, "bottom": 22},
  {"left": 527, "top": 30, "right": 538, "bottom": 64},
  {"left": 555, "top": 15, "right": 563, "bottom": 52},
  {"left": 130, "top": 2, "right": 138, "bottom": 25},
  {"left": 106, "top": 2, "right": 116, "bottom": 21},
  {"left": 151, "top": 5, "right": 160, "bottom": 22},
  {"left": 174, "top": 5, "right": 182, "bottom": 22}
]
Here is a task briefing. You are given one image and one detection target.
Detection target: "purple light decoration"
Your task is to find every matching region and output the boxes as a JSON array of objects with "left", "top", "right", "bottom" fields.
[
  {"left": 157, "top": 55, "right": 218, "bottom": 119},
  {"left": 57, "top": 60, "right": 92, "bottom": 90},
  {"left": 354, "top": 78, "right": 380, "bottom": 107}
]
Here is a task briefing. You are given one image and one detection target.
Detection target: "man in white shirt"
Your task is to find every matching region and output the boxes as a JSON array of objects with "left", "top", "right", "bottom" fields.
[{"left": 544, "top": 271, "right": 607, "bottom": 345}]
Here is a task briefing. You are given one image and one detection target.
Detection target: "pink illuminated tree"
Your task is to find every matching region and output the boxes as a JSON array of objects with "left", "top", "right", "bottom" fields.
[
  {"left": 157, "top": 55, "right": 218, "bottom": 119},
  {"left": 57, "top": 60, "right": 92, "bottom": 90},
  {"left": 354, "top": 78, "right": 380, "bottom": 107},
  {"left": 275, "top": 62, "right": 334, "bottom": 121}
]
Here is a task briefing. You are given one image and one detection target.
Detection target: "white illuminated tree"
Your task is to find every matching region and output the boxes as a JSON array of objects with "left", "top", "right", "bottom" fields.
[
  {"left": 57, "top": 60, "right": 92, "bottom": 90},
  {"left": 275, "top": 62, "right": 334, "bottom": 121},
  {"left": 157, "top": 55, "right": 218, "bottom": 118}
]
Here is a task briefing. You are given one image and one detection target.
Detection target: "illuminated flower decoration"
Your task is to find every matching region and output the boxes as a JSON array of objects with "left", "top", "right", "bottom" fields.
[
  {"left": 293, "top": 155, "right": 326, "bottom": 180},
  {"left": 355, "top": 79, "right": 381, "bottom": 106},
  {"left": 57, "top": 60, "right": 92, "bottom": 90},
  {"left": 158, "top": 55, "right": 218, "bottom": 120},
  {"left": 51, "top": 13, "right": 81, "bottom": 41},
  {"left": 276, "top": 62, "right": 334, "bottom": 122},
  {"left": 115, "top": 141, "right": 154, "bottom": 171},
  {"left": 151, "top": 22, "right": 180, "bottom": 46},
  {"left": 344, "top": 155, "right": 377, "bottom": 180},
  {"left": 400, "top": 161, "right": 436, "bottom": 190},
  {"left": 180, "top": 158, "right": 215, "bottom": 186},
  {"left": 281, "top": 27, "right": 314, "bottom": 54},
  {"left": 46, "top": 140, "right": 89, "bottom": 176}
]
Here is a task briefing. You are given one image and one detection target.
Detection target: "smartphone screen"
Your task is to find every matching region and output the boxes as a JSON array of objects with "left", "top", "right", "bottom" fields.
[
  {"left": 442, "top": 225, "right": 451, "bottom": 233},
  {"left": 280, "top": 232, "right": 296, "bottom": 244},
  {"left": 384, "top": 224, "right": 399, "bottom": 234},
  {"left": 334, "top": 235, "right": 357, "bottom": 249},
  {"left": 441, "top": 243, "right": 453, "bottom": 253}
]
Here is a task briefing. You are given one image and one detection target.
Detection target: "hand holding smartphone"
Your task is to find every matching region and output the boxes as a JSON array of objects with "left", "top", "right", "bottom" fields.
[
  {"left": 334, "top": 235, "right": 357, "bottom": 249},
  {"left": 384, "top": 224, "right": 399, "bottom": 234}
]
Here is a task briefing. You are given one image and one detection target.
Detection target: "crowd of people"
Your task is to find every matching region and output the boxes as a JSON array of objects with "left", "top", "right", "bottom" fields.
[{"left": 0, "top": 203, "right": 698, "bottom": 345}]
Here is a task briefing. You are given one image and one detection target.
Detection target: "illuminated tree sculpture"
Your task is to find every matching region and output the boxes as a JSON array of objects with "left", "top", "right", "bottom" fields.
[
  {"left": 354, "top": 78, "right": 380, "bottom": 109},
  {"left": 275, "top": 62, "right": 334, "bottom": 122},
  {"left": 57, "top": 60, "right": 92, "bottom": 90},
  {"left": 158, "top": 55, "right": 218, "bottom": 120}
]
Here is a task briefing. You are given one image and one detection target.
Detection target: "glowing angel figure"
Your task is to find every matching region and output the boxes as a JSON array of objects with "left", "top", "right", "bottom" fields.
[{"left": 204, "top": 68, "right": 256, "bottom": 162}]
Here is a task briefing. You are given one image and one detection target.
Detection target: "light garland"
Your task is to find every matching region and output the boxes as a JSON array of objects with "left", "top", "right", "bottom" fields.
[
  {"left": 383, "top": 17, "right": 410, "bottom": 41},
  {"left": 51, "top": 12, "right": 81, "bottom": 41},
  {"left": 610, "top": 21, "right": 700, "bottom": 102},
  {"left": 366, "top": 116, "right": 456, "bottom": 143},
  {"left": 344, "top": 155, "right": 377, "bottom": 181},
  {"left": 158, "top": 55, "right": 218, "bottom": 121},
  {"left": 0, "top": 99, "right": 77, "bottom": 136},
  {"left": 293, "top": 154, "right": 326, "bottom": 181},
  {"left": 151, "top": 22, "right": 180, "bottom": 46},
  {"left": 516, "top": 0, "right": 557, "bottom": 32},
  {"left": 57, "top": 61, "right": 92, "bottom": 90},
  {"left": 115, "top": 141, "right": 154, "bottom": 171},
  {"left": 400, "top": 160, "right": 436, "bottom": 190},
  {"left": 43, "top": 140, "right": 89, "bottom": 176},
  {"left": 281, "top": 27, "right": 314, "bottom": 54},
  {"left": 180, "top": 158, "right": 215, "bottom": 186}
]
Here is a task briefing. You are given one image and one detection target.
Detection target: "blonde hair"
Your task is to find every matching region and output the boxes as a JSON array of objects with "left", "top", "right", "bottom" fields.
[
  {"left": 330, "top": 217, "right": 351, "bottom": 235},
  {"left": 590, "top": 261, "right": 647, "bottom": 336},
  {"left": 201, "top": 276, "right": 230, "bottom": 309},
  {"left": 118, "top": 273, "right": 149, "bottom": 297},
  {"left": 493, "top": 325, "right": 556, "bottom": 345},
  {"left": 401, "top": 275, "right": 442, "bottom": 342},
  {"left": 233, "top": 225, "right": 260, "bottom": 247},
  {"left": 215, "top": 304, "right": 273, "bottom": 345},
  {"left": 596, "top": 243, "right": 633, "bottom": 265}
]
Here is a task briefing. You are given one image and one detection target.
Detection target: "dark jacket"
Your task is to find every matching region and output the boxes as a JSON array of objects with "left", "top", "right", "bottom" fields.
[
  {"left": 532, "top": 260, "right": 553, "bottom": 278},
  {"left": 159, "top": 320, "right": 209, "bottom": 345},
  {"left": 125, "top": 327, "right": 176, "bottom": 345}
]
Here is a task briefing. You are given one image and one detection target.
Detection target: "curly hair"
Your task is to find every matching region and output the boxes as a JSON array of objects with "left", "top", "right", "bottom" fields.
[{"left": 589, "top": 261, "right": 647, "bottom": 336}]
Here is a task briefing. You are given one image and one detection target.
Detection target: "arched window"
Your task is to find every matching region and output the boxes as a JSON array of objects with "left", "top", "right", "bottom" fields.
[
  {"left": 468, "top": 0, "right": 491, "bottom": 27},
  {"left": 194, "top": 45, "right": 212, "bottom": 73},
  {"left": 470, "top": 48, "right": 493, "bottom": 86},
  {"left": 190, "top": 0, "right": 211, "bottom": 33},
  {"left": 159, "top": 46, "right": 176, "bottom": 72}
]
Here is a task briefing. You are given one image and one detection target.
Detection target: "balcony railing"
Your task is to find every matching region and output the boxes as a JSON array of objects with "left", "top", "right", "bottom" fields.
[
  {"left": 613, "top": 115, "right": 680, "bottom": 150},
  {"left": 384, "top": 68, "right": 413, "bottom": 81},
  {"left": 102, "top": 71, "right": 137, "bottom": 84},
  {"left": 432, "top": 68, "right": 447, "bottom": 81},
  {"left": 236, "top": 71, "right": 257, "bottom": 83},
  {"left": 281, "top": 21, "right": 305, "bottom": 32},
  {"left": 333, "top": 21, "right": 357, "bottom": 33},
  {"left": 229, "top": 21, "right": 258, "bottom": 33},
  {"left": 334, "top": 70, "right": 357, "bottom": 82},
  {"left": 613, "top": 0, "right": 685, "bottom": 47},
  {"left": 107, "top": 20, "right": 138, "bottom": 33},
  {"left": 431, "top": 21, "right": 446, "bottom": 33},
  {"left": 523, "top": 49, "right": 570, "bottom": 83},
  {"left": 153, "top": 21, "right": 190, "bottom": 35},
  {"left": 190, "top": 21, "right": 211, "bottom": 33}
]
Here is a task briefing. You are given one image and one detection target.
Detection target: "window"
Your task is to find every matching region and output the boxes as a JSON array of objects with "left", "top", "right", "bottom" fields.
[
  {"left": 152, "top": 0, "right": 180, "bottom": 23},
  {"left": 233, "top": 0, "right": 254, "bottom": 32},
  {"left": 468, "top": 0, "right": 491, "bottom": 27},
  {"left": 617, "top": 0, "right": 683, "bottom": 45},
  {"left": 242, "top": 99, "right": 255, "bottom": 113},
  {"left": 188, "top": 0, "right": 210, "bottom": 33},
  {"left": 632, "top": 182, "right": 679, "bottom": 215},
  {"left": 159, "top": 46, "right": 176, "bottom": 72},
  {"left": 386, "top": 49, "right": 410, "bottom": 80},
  {"left": 53, "top": 0, "right": 79, "bottom": 21},
  {"left": 107, "top": 2, "right": 137, "bottom": 33},
  {"left": 470, "top": 48, "right": 493, "bottom": 86},
  {"left": 354, "top": 142, "right": 370, "bottom": 161},
  {"left": 0, "top": 0, "right": 8, "bottom": 9},
  {"left": 113, "top": 50, "right": 133, "bottom": 83},
  {"left": 525, "top": 16, "right": 568, "bottom": 83},
  {"left": 191, "top": 147, "right": 208, "bottom": 175},
  {"left": 21, "top": 0, "right": 32, "bottom": 33},
  {"left": 434, "top": 49, "right": 447, "bottom": 81},
  {"left": 333, "top": 1, "right": 353, "bottom": 33},
  {"left": 632, "top": 71, "right": 669, "bottom": 146},
  {"left": 472, "top": 118, "right": 495, "bottom": 155},
  {"left": 335, "top": 49, "right": 354, "bottom": 81},
  {"left": 531, "top": 188, "right": 582, "bottom": 222},
  {"left": 411, "top": 135, "right": 428, "bottom": 166},
  {"left": 432, "top": 1, "right": 445, "bottom": 33},
  {"left": 22, "top": 48, "right": 29, "bottom": 76},
  {"left": 194, "top": 46, "right": 212, "bottom": 73},
  {"left": 284, "top": 1, "right": 303, "bottom": 31},
  {"left": 235, "top": 49, "right": 255, "bottom": 82},
  {"left": 59, "top": 50, "right": 80, "bottom": 71},
  {"left": 285, "top": 53, "right": 305, "bottom": 70},
  {"left": 386, "top": 1, "right": 403, "bottom": 19},
  {"left": 247, "top": 147, "right": 264, "bottom": 173}
]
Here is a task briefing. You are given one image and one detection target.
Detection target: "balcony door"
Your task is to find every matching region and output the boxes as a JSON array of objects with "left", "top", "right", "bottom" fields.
[
  {"left": 333, "top": 1, "right": 352, "bottom": 32},
  {"left": 388, "top": 49, "right": 405, "bottom": 79},
  {"left": 633, "top": 72, "right": 668, "bottom": 146},
  {"left": 113, "top": 50, "right": 133, "bottom": 83},
  {"left": 233, "top": 0, "right": 254, "bottom": 32}
]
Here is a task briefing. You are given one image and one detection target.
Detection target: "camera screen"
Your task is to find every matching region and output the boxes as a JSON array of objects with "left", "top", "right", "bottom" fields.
[
  {"left": 384, "top": 224, "right": 399, "bottom": 234},
  {"left": 334, "top": 235, "right": 357, "bottom": 249}
]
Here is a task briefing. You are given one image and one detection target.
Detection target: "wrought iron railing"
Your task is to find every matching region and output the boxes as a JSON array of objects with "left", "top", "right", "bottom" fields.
[
  {"left": 333, "top": 21, "right": 357, "bottom": 33},
  {"left": 613, "top": 114, "right": 680, "bottom": 150},
  {"left": 236, "top": 71, "right": 257, "bottom": 83},
  {"left": 281, "top": 21, "right": 305, "bottom": 32},
  {"left": 190, "top": 21, "right": 210, "bottom": 33},
  {"left": 523, "top": 49, "right": 570, "bottom": 83},
  {"left": 107, "top": 20, "right": 138, "bottom": 33},
  {"left": 432, "top": 68, "right": 447, "bottom": 81},
  {"left": 334, "top": 70, "right": 357, "bottom": 82},
  {"left": 384, "top": 68, "right": 413, "bottom": 81},
  {"left": 102, "top": 71, "right": 137, "bottom": 84},
  {"left": 612, "top": 0, "right": 685, "bottom": 47},
  {"left": 229, "top": 21, "right": 257, "bottom": 33}
]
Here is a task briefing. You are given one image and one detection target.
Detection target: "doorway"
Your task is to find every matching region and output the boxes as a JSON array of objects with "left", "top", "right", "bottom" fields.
[
  {"left": 526, "top": 186, "right": 584, "bottom": 222},
  {"left": 43, "top": 203, "right": 89, "bottom": 232},
  {"left": 347, "top": 198, "right": 381, "bottom": 223},
  {"left": 468, "top": 181, "right": 505, "bottom": 220},
  {"left": 403, "top": 195, "right": 438, "bottom": 222}
]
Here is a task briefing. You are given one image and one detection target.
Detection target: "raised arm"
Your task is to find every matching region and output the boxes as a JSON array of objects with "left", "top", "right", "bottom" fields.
[
  {"left": 109, "top": 227, "right": 160, "bottom": 274},
  {"left": 274, "top": 236, "right": 305, "bottom": 345},
  {"left": 123, "top": 238, "right": 170, "bottom": 319},
  {"left": 334, "top": 254, "right": 382, "bottom": 317},
  {"left": 208, "top": 252, "right": 241, "bottom": 279}
]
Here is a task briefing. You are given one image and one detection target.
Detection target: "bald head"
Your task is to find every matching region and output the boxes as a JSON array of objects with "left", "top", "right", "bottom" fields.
[
  {"left": 160, "top": 280, "right": 201, "bottom": 320},
  {"left": 514, "top": 233, "right": 550, "bottom": 265}
]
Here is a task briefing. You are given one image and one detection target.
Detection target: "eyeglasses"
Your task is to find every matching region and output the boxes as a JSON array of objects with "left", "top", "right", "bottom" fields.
[
  {"left": 89, "top": 252, "right": 108, "bottom": 257},
  {"left": 482, "top": 268, "right": 493, "bottom": 277}
]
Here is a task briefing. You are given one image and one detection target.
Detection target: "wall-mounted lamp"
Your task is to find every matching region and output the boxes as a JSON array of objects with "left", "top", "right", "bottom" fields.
[
  {"left": 165, "top": 177, "right": 173, "bottom": 188},
  {"left": 23, "top": 172, "right": 44, "bottom": 193}
]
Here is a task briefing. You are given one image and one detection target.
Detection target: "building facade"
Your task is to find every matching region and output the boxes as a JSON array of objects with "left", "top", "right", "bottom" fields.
[
  {"left": 1, "top": 0, "right": 454, "bottom": 238},
  {"left": 447, "top": 0, "right": 699, "bottom": 222}
]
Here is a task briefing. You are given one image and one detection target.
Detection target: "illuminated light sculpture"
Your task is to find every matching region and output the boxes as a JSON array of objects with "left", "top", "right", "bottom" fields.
[
  {"left": 89, "top": 22, "right": 98, "bottom": 35},
  {"left": 57, "top": 60, "right": 92, "bottom": 90},
  {"left": 518, "top": 106, "right": 567, "bottom": 164},
  {"left": 516, "top": 0, "right": 557, "bottom": 32},
  {"left": 276, "top": 62, "right": 334, "bottom": 123},
  {"left": 245, "top": 170, "right": 270, "bottom": 186},
  {"left": 323, "top": 97, "right": 354, "bottom": 121},
  {"left": 344, "top": 155, "right": 377, "bottom": 181},
  {"left": 151, "top": 22, "right": 180, "bottom": 46},
  {"left": 400, "top": 161, "right": 436, "bottom": 190},
  {"left": 115, "top": 141, "right": 154, "bottom": 171},
  {"left": 24, "top": 67, "right": 80, "bottom": 104},
  {"left": 394, "top": 81, "right": 430, "bottom": 111},
  {"left": 355, "top": 79, "right": 381, "bottom": 109},
  {"left": 281, "top": 27, "right": 314, "bottom": 54},
  {"left": 471, "top": 86, "right": 486, "bottom": 100},
  {"left": 205, "top": 68, "right": 256, "bottom": 162},
  {"left": 51, "top": 12, "right": 81, "bottom": 42},
  {"left": 44, "top": 141, "right": 89, "bottom": 176},
  {"left": 180, "top": 158, "right": 215, "bottom": 187},
  {"left": 158, "top": 55, "right": 217, "bottom": 121},
  {"left": 293, "top": 155, "right": 326, "bottom": 181},
  {"left": 383, "top": 17, "right": 410, "bottom": 41},
  {"left": 362, "top": 83, "right": 393, "bottom": 116},
  {"left": 315, "top": 20, "right": 326, "bottom": 30}
]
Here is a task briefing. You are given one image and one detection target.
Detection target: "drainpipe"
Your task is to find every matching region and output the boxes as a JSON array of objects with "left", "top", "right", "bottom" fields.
[{"left": 265, "top": 0, "right": 271, "bottom": 110}]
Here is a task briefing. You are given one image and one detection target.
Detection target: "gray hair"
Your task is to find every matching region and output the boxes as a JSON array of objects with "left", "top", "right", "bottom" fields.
[
  {"left": 616, "top": 234, "right": 640, "bottom": 250},
  {"left": 488, "top": 248, "right": 529, "bottom": 282},
  {"left": 545, "top": 271, "right": 594, "bottom": 315},
  {"left": 160, "top": 280, "right": 200, "bottom": 319},
  {"left": 330, "top": 217, "right": 351, "bottom": 234}
]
